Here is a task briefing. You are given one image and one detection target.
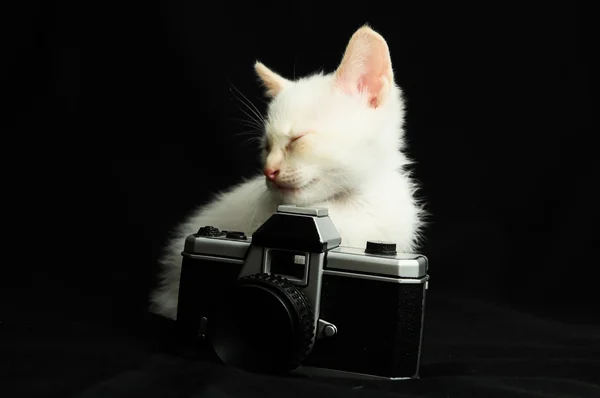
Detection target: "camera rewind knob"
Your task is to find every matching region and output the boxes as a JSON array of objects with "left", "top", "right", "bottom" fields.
[
  {"left": 365, "top": 240, "right": 397, "bottom": 256},
  {"left": 195, "top": 226, "right": 222, "bottom": 237}
]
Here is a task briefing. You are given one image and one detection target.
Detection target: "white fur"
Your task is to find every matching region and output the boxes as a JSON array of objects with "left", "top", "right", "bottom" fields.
[{"left": 149, "top": 26, "right": 425, "bottom": 320}]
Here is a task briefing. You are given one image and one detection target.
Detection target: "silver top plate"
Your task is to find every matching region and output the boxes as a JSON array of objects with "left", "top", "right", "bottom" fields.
[{"left": 326, "top": 246, "right": 428, "bottom": 278}]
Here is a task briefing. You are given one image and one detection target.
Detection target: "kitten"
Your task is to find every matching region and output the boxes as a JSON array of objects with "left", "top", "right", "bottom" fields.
[{"left": 150, "top": 25, "right": 426, "bottom": 320}]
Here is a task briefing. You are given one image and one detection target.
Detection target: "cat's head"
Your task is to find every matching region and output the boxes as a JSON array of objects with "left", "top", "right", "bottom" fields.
[{"left": 255, "top": 25, "right": 407, "bottom": 206}]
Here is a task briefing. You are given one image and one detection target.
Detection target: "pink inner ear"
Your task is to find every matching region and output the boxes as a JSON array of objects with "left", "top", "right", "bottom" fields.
[
  {"left": 358, "top": 73, "right": 385, "bottom": 108},
  {"left": 357, "top": 75, "right": 368, "bottom": 93},
  {"left": 338, "top": 74, "right": 376, "bottom": 95}
]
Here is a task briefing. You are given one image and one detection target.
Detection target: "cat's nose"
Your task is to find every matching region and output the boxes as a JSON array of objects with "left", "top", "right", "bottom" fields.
[{"left": 264, "top": 167, "right": 280, "bottom": 181}]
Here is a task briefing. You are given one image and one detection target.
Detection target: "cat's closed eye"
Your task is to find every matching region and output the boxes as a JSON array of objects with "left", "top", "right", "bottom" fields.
[{"left": 286, "top": 133, "right": 306, "bottom": 150}]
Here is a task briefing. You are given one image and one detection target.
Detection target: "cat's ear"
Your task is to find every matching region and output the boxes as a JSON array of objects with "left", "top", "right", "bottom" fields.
[
  {"left": 254, "top": 61, "right": 290, "bottom": 98},
  {"left": 334, "top": 25, "right": 394, "bottom": 108}
]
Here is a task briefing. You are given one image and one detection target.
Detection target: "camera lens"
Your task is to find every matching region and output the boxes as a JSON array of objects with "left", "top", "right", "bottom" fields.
[{"left": 209, "top": 273, "right": 315, "bottom": 374}]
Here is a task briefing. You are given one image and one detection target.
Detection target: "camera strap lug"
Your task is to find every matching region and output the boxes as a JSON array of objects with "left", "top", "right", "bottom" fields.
[{"left": 316, "top": 319, "right": 338, "bottom": 339}]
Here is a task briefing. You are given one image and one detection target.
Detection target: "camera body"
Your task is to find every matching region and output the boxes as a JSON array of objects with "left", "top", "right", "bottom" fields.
[{"left": 176, "top": 205, "right": 429, "bottom": 380}]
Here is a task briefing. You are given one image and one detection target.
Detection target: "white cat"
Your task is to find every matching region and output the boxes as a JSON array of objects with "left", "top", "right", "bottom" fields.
[{"left": 150, "top": 25, "right": 426, "bottom": 320}]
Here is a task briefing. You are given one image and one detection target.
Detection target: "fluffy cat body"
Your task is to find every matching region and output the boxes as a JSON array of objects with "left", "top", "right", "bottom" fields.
[{"left": 150, "top": 25, "right": 425, "bottom": 320}]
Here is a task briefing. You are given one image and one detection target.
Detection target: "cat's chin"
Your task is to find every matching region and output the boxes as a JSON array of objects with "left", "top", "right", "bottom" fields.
[{"left": 266, "top": 178, "right": 318, "bottom": 200}]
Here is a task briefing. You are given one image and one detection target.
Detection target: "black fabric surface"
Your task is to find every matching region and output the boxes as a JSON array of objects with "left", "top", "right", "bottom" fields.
[{"left": 4, "top": 290, "right": 599, "bottom": 398}]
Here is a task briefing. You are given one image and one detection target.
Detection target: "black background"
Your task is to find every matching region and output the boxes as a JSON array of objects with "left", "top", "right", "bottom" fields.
[{"left": 3, "top": 1, "right": 599, "bottom": 397}]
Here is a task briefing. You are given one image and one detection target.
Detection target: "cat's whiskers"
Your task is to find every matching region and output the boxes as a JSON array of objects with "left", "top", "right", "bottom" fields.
[
  {"left": 229, "top": 84, "right": 266, "bottom": 132},
  {"left": 234, "top": 87, "right": 265, "bottom": 123},
  {"left": 230, "top": 82, "right": 268, "bottom": 106},
  {"left": 230, "top": 117, "right": 264, "bottom": 132},
  {"left": 238, "top": 136, "right": 263, "bottom": 148},
  {"left": 315, "top": 176, "right": 364, "bottom": 209},
  {"left": 336, "top": 178, "right": 367, "bottom": 210},
  {"left": 235, "top": 129, "right": 263, "bottom": 136},
  {"left": 235, "top": 130, "right": 264, "bottom": 148},
  {"left": 237, "top": 107, "right": 264, "bottom": 133},
  {"left": 313, "top": 180, "right": 341, "bottom": 202}
]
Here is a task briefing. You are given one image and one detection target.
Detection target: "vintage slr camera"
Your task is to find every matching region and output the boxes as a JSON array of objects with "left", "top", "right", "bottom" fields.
[{"left": 176, "top": 205, "right": 429, "bottom": 380}]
